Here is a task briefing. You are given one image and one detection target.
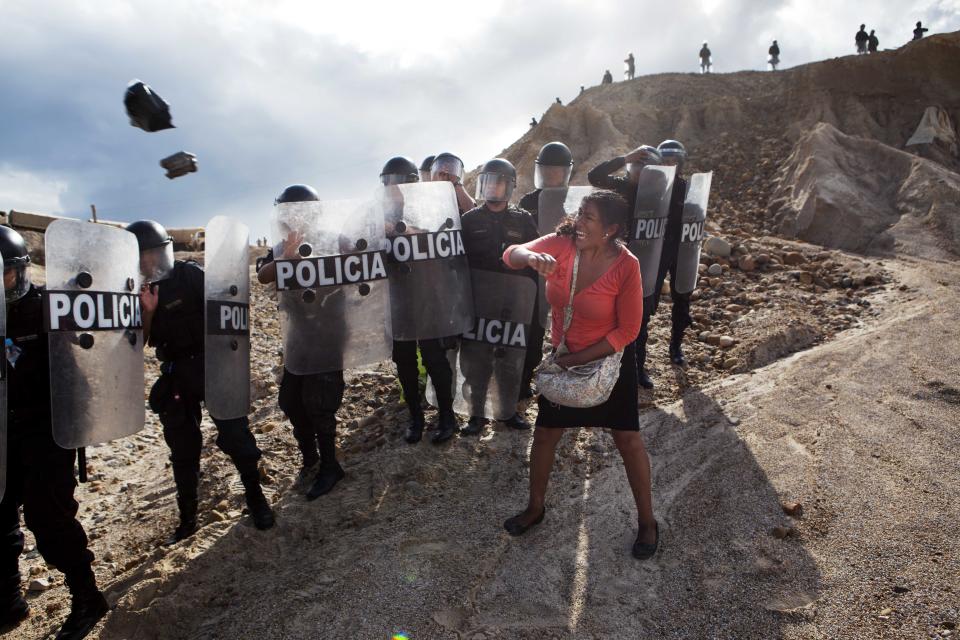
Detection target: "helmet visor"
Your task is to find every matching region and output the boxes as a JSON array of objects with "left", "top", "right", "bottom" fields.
[
  {"left": 534, "top": 164, "right": 572, "bottom": 189},
  {"left": 3, "top": 263, "right": 31, "bottom": 302},
  {"left": 381, "top": 173, "right": 418, "bottom": 186},
  {"left": 476, "top": 173, "right": 514, "bottom": 203},
  {"left": 430, "top": 157, "right": 464, "bottom": 182},
  {"left": 140, "top": 243, "right": 175, "bottom": 283}
]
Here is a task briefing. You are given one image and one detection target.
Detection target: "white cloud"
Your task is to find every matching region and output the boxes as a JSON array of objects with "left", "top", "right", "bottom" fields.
[{"left": 0, "top": 165, "right": 68, "bottom": 213}]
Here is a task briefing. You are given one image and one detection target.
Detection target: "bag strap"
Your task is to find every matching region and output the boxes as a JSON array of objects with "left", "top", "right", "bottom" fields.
[{"left": 558, "top": 250, "right": 580, "bottom": 349}]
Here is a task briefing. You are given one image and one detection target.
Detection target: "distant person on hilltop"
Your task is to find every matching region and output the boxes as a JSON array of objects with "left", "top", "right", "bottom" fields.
[
  {"left": 868, "top": 29, "right": 879, "bottom": 53},
  {"left": 602, "top": 69, "right": 613, "bottom": 84},
  {"left": 855, "top": 24, "right": 869, "bottom": 54},
  {"left": 768, "top": 40, "right": 780, "bottom": 70},
  {"left": 699, "top": 42, "right": 712, "bottom": 73},
  {"left": 530, "top": 117, "right": 538, "bottom": 127},
  {"left": 555, "top": 97, "right": 562, "bottom": 105},
  {"left": 624, "top": 52, "right": 635, "bottom": 80},
  {"left": 913, "top": 21, "right": 929, "bottom": 40}
]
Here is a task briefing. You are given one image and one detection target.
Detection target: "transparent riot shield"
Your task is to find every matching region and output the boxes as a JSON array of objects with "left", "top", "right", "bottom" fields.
[
  {"left": 44, "top": 219, "right": 145, "bottom": 448},
  {"left": 0, "top": 265, "right": 6, "bottom": 500},
  {"left": 629, "top": 165, "right": 676, "bottom": 296},
  {"left": 445, "top": 270, "right": 537, "bottom": 421},
  {"left": 537, "top": 186, "right": 593, "bottom": 237},
  {"left": 271, "top": 197, "right": 392, "bottom": 374},
  {"left": 204, "top": 216, "right": 250, "bottom": 420},
  {"left": 383, "top": 182, "right": 473, "bottom": 341},
  {"left": 674, "top": 172, "right": 713, "bottom": 295}
]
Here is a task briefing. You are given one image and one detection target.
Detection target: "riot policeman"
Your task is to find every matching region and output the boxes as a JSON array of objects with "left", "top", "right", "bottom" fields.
[
  {"left": 256, "top": 185, "right": 349, "bottom": 500},
  {"left": 630, "top": 141, "right": 695, "bottom": 389},
  {"left": 430, "top": 152, "right": 477, "bottom": 214},
  {"left": 587, "top": 145, "right": 662, "bottom": 220},
  {"left": 0, "top": 226, "right": 109, "bottom": 639},
  {"left": 459, "top": 159, "right": 539, "bottom": 434},
  {"left": 419, "top": 155, "right": 436, "bottom": 183},
  {"left": 379, "top": 157, "right": 463, "bottom": 445},
  {"left": 518, "top": 141, "right": 574, "bottom": 226},
  {"left": 129, "top": 220, "right": 274, "bottom": 541}
]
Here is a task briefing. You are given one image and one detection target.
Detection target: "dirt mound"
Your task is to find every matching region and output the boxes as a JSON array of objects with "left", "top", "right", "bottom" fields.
[{"left": 768, "top": 122, "right": 960, "bottom": 259}]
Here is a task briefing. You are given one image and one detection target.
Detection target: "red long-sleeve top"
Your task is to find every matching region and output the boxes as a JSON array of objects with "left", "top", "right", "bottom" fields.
[{"left": 503, "top": 234, "right": 644, "bottom": 353}]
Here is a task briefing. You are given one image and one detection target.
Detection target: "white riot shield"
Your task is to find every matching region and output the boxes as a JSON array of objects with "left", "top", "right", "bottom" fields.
[
  {"left": 674, "top": 172, "right": 712, "bottom": 295},
  {"left": 383, "top": 182, "right": 473, "bottom": 341},
  {"left": 447, "top": 270, "right": 537, "bottom": 421},
  {"left": 537, "top": 186, "right": 593, "bottom": 237},
  {"left": 204, "top": 216, "right": 250, "bottom": 420},
  {"left": 272, "top": 198, "right": 392, "bottom": 374},
  {"left": 0, "top": 263, "right": 6, "bottom": 500},
  {"left": 44, "top": 220, "right": 145, "bottom": 448},
  {"left": 629, "top": 165, "right": 676, "bottom": 296}
]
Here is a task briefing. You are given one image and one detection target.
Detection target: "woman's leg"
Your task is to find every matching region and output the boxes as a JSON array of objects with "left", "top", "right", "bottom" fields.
[
  {"left": 512, "top": 427, "right": 565, "bottom": 525},
  {"left": 611, "top": 430, "right": 657, "bottom": 544}
]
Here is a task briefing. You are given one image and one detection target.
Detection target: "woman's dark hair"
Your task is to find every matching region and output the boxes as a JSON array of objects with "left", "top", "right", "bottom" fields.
[{"left": 555, "top": 189, "right": 631, "bottom": 244}]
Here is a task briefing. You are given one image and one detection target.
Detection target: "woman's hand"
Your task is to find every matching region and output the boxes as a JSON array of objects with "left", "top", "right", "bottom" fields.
[
  {"left": 526, "top": 252, "right": 557, "bottom": 276},
  {"left": 139, "top": 284, "right": 159, "bottom": 315},
  {"left": 554, "top": 353, "right": 577, "bottom": 369}
]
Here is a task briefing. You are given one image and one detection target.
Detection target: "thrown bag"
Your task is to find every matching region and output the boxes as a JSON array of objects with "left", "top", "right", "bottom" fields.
[{"left": 534, "top": 250, "right": 622, "bottom": 408}]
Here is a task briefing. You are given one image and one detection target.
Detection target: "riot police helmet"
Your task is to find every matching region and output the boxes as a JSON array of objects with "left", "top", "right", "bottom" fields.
[
  {"left": 534, "top": 141, "right": 573, "bottom": 189},
  {"left": 657, "top": 139, "right": 688, "bottom": 171},
  {"left": 419, "top": 155, "right": 436, "bottom": 182},
  {"left": 430, "top": 152, "right": 465, "bottom": 183},
  {"left": 625, "top": 145, "right": 663, "bottom": 182},
  {"left": 0, "top": 225, "right": 32, "bottom": 302},
  {"left": 275, "top": 184, "right": 319, "bottom": 205},
  {"left": 126, "top": 220, "right": 175, "bottom": 283},
  {"left": 476, "top": 158, "right": 517, "bottom": 203},
  {"left": 380, "top": 156, "right": 420, "bottom": 186}
]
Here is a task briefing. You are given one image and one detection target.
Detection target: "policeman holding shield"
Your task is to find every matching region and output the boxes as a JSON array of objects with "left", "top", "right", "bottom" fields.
[
  {"left": 379, "top": 157, "right": 463, "bottom": 445},
  {"left": 130, "top": 220, "right": 274, "bottom": 542},
  {"left": 459, "top": 159, "right": 539, "bottom": 434},
  {"left": 256, "top": 185, "right": 350, "bottom": 500},
  {"left": 0, "top": 226, "right": 109, "bottom": 639},
  {"left": 429, "top": 152, "right": 477, "bottom": 214}
]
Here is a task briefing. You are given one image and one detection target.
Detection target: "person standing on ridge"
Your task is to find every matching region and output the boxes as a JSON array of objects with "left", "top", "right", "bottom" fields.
[
  {"left": 913, "top": 21, "right": 928, "bottom": 40},
  {"left": 868, "top": 30, "right": 879, "bottom": 53},
  {"left": 855, "top": 24, "right": 869, "bottom": 54},
  {"left": 768, "top": 40, "right": 780, "bottom": 70},
  {"left": 602, "top": 69, "right": 613, "bottom": 84},
  {"left": 699, "top": 42, "right": 712, "bottom": 73},
  {"left": 624, "top": 53, "right": 635, "bottom": 80}
]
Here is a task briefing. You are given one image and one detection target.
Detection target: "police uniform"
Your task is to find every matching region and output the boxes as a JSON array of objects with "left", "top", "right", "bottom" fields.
[
  {"left": 460, "top": 203, "right": 543, "bottom": 417},
  {"left": 256, "top": 249, "right": 345, "bottom": 496},
  {"left": 1, "top": 284, "right": 107, "bottom": 634},
  {"left": 147, "top": 260, "right": 271, "bottom": 530}
]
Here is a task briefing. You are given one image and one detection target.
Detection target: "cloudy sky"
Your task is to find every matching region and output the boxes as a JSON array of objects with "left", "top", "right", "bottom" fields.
[{"left": 1, "top": 0, "right": 957, "bottom": 238}]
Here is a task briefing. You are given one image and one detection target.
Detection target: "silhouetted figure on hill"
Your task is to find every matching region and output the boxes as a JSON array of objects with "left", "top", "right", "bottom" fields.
[
  {"left": 530, "top": 117, "right": 538, "bottom": 127},
  {"left": 768, "top": 40, "right": 780, "bottom": 70},
  {"left": 855, "top": 24, "right": 869, "bottom": 54},
  {"left": 602, "top": 69, "right": 613, "bottom": 84},
  {"left": 699, "top": 42, "right": 712, "bottom": 73},
  {"left": 624, "top": 52, "right": 635, "bottom": 80},
  {"left": 913, "top": 21, "right": 928, "bottom": 40},
  {"left": 868, "top": 30, "right": 879, "bottom": 53}
]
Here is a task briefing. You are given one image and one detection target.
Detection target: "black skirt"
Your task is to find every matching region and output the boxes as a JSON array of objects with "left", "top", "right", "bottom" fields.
[{"left": 535, "top": 342, "right": 639, "bottom": 431}]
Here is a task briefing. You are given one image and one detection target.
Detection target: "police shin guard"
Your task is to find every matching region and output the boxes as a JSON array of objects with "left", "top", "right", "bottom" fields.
[
  {"left": 239, "top": 468, "right": 275, "bottom": 531},
  {"left": 306, "top": 432, "right": 344, "bottom": 501},
  {"left": 56, "top": 570, "right": 108, "bottom": 640},
  {"left": 167, "top": 468, "right": 200, "bottom": 545}
]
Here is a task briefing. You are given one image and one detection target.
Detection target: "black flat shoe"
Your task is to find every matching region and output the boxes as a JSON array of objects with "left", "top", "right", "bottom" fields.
[
  {"left": 504, "top": 508, "right": 545, "bottom": 537},
  {"left": 632, "top": 520, "right": 659, "bottom": 560}
]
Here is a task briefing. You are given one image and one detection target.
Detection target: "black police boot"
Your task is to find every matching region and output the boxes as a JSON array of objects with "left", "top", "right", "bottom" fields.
[
  {"left": 56, "top": 572, "right": 108, "bottom": 640},
  {"left": 669, "top": 341, "right": 687, "bottom": 367},
  {"left": 305, "top": 462, "right": 345, "bottom": 501},
  {"left": 405, "top": 409, "right": 425, "bottom": 444},
  {"left": 240, "top": 472, "right": 275, "bottom": 531},
  {"left": 460, "top": 416, "right": 487, "bottom": 437},
  {"left": 430, "top": 409, "right": 459, "bottom": 444},
  {"left": 503, "top": 413, "right": 531, "bottom": 430},
  {"left": 293, "top": 460, "right": 320, "bottom": 492},
  {"left": 0, "top": 589, "right": 29, "bottom": 629},
  {"left": 166, "top": 494, "right": 198, "bottom": 545},
  {"left": 638, "top": 370, "right": 654, "bottom": 389},
  {"left": 636, "top": 344, "right": 654, "bottom": 389}
]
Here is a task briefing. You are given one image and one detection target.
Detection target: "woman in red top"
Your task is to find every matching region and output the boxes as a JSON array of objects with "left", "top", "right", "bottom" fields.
[{"left": 500, "top": 189, "right": 658, "bottom": 559}]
